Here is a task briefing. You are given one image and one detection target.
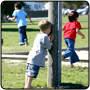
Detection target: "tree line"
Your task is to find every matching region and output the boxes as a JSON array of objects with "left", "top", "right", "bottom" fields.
[{"left": 1, "top": 1, "right": 89, "bottom": 16}]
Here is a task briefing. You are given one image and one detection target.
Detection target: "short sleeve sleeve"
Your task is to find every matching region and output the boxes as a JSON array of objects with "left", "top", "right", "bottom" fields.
[
  {"left": 12, "top": 10, "right": 17, "bottom": 17},
  {"left": 24, "top": 11, "right": 28, "bottom": 17},
  {"left": 76, "top": 22, "right": 82, "bottom": 30}
]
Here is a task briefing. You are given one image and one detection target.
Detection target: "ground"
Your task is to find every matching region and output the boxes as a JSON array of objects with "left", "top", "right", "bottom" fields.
[
  {"left": 1, "top": 60, "right": 88, "bottom": 89},
  {"left": 1, "top": 15, "right": 89, "bottom": 89}
]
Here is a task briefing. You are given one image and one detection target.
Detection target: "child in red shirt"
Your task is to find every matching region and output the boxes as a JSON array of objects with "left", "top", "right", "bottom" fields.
[{"left": 62, "top": 11, "right": 85, "bottom": 68}]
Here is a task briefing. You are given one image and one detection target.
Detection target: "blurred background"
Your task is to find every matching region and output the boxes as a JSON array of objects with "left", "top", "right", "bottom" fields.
[{"left": 1, "top": 1, "right": 89, "bottom": 22}]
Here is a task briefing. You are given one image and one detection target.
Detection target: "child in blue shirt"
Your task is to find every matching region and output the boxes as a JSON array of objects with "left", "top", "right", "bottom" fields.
[
  {"left": 25, "top": 20, "right": 54, "bottom": 89},
  {"left": 7, "top": 2, "right": 32, "bottom": 46}
]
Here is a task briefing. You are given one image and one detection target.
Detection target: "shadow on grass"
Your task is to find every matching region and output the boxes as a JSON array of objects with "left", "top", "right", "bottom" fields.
[
  {"left": 1, "top": 23, "right": 17, "bottom": 25},
  {"left": 2, "top": 23, "right": 38, "bottom": 25},
  {"left": 60, "top": 83, "right": 89, "bottom": 89},
  {"left": 27, "top": 83, "right": 88, "bottom": 89},
  {"left": 1, "top": 28, "right": 40, "bottom": 32},
  {"left": 82, "top": 28, "right": 89, "bottom": 30},
  {"left": 79, "top": 21, "right": 88, "bottom": 22}
]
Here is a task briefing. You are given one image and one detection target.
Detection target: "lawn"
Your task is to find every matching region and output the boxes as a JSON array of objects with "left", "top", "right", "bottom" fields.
[
  {"left": 1, "top": 15, "right": 89, "bottom": 89},
  {"left": 1, "top": 15, "right": 88, "bottom": 53},
  {"left": 2, "top": 20, "right": 41, "bottom": 53},
  {"left": 2, "top": 60, "right": 88, "bottom": 89}
]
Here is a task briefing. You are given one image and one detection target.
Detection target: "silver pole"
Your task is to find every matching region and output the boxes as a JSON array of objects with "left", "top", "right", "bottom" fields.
[{"left": 58, "top": 1, "right": 62, "bottom": 86}]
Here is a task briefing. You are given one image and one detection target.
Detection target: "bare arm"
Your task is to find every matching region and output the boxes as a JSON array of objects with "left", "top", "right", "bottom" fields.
[
  {"left": 76, "top": 29, "right": 85, "bottom": 39},
  {"left": 26, "top": 15, "right": 32, "bottom": 23},
  {"left": 7, "top": 16, "right": 16, "bottom": 20},
  {"left": 48, "top": 33, "right": 54, "bottom": 43},
  {"left": 62, "top": 26, "right": 65, "bottom": 31}
]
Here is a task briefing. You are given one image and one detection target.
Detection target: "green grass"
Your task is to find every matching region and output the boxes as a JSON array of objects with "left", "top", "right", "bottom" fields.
[
  {"left": 2, "top": 60, "right": 47, "bottom": 89},
  {"left": 2, "top": 60, "right": 88, "bottom": 89},
  {"left": 61, "top": 65, "right": 88, "bottom": 87},
  {"left": 2, "top": 20, "right": 41, "bottom": 53},
  {"left": 1, "top": 15, "right": 89, "bottom": 89},
  {"left": 2, "top": 15, "right": 88, "bottom": 53}
]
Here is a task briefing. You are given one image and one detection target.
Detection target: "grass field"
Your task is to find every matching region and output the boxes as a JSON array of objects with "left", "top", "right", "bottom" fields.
[
  {"left": 2, "top": 20, "right": 40, "bottom": 53},
  {"left": 2, "top": 60, "right": 88, "bottom": 89},
  {"left": 2, "top": 15, "right": 88, "bottom": 53},
  {"left": 1, "top": 15, "right": 89, "bottom": 89}
]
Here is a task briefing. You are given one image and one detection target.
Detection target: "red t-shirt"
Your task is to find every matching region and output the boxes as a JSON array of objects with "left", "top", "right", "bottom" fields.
[{"left": 62, "top": 20, "right": 82, "bottom": 41}]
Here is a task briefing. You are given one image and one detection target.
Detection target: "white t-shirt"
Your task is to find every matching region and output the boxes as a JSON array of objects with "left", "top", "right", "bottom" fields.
[{"left": 27, "top": 32, "right": 51, "bottom": 67}]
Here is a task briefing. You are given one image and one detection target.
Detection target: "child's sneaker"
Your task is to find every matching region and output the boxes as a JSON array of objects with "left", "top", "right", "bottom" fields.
[{"left": 19, "top": 43, "right": 25, "bottom": 46}]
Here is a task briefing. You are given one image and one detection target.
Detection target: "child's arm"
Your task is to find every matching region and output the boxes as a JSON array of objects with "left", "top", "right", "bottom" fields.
[
  {"left": 76, "top": 29, "right": 85, "bottom": 39},
  {"left": 7, "top": 16, "right": 16, "bottom": 20},
  {"left": 62, "top": 26, "right": 65, "bottom": 31},
  {"left": 48, "top": 33, "right": 54, "bottom": 43},
  {"left": 44, "top": 34, "right": 54, "bottom": 50},
  {"left": 26, "top": 15, "right": 32, "bottom": 23}
]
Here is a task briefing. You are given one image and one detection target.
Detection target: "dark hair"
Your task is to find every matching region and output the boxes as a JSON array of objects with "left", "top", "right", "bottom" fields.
[
  {"left": 68, "top": 11, "right": 79, "bottom": 22},
  {"left": 14, "top": 2, "right": 22, "bottom": 9}
]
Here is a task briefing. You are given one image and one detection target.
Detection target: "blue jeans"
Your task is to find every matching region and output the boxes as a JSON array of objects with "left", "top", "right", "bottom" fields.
[
  {"left": 62, "top": 38, "right": 79, "bottom": 64},
  {"left": 18, "top": 26, "right": 28, "bottom": 45}
]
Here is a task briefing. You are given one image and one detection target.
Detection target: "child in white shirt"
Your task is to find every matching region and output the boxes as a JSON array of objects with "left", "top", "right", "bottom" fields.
[{"left": 25, "top": 20, "right": 54, "bottom": 89}]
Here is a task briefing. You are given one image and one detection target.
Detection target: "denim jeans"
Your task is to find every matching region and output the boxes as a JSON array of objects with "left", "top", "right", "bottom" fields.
[
  {"left": 62, "top": 38, "right": 79, "bottom": 64},
  {"left": 18, "top": 26, "right": 28, "bottom": 45}
]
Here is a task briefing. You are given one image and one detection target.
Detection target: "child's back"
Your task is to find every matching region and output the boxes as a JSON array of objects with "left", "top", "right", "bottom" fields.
[
  {"left": 7, "top": 2, "right": 32, "bottom": 46},
  {"left": 25, "top": 20, "right": 54, "bottom": 89},
  {"left": 63, "top": 20, "right": 82, "bottom": 41},
  {"left": 13, "top": 9, "right": 27, "bottom": 28},
  {"left": 27, "top": 32, "right": 51, "bottom": 67}
]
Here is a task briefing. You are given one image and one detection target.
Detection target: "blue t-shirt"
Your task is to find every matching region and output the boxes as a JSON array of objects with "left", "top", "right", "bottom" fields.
[{"left": 12, "top": 10, "right": 27, "bottom": 28}]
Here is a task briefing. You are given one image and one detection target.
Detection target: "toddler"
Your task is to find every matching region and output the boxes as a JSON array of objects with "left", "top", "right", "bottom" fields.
[
  {"left": 7, "top": 2, "right": 32, "bottom": 46},
  {"left": 62, "top": 11, "right": 85, "bottom": 68},
  {"left": 25, "top": 20, "right": 54, "bottom": 89}
]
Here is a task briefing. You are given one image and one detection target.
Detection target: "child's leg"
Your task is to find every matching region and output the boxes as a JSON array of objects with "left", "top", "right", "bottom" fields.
[
  {"left": 62, "top": 38, "right": 75, "bottom": 58},
  {"left": 62, "top": 38, "right": 76, "bottom": 68},
  {"left": 25, "top": 75, "right": 33, "bottom": 89},
  {"left": 25, "top": 63, "right": 40, "bottom": 88},
  {"left": 69, "top": 51, "right": 79, "bottom": 63},
  {"left": 69, "top": 50, "right": 79, "bottom": 68},
  {"left": 18, "top": 27, "right": 25, "bottom": 45},
  {"left": 23, "top": 26, "right": 29, "bottom": 45},
  {"left": 26, "top": 40, "right": 29, "bottom": 46},
  {"left": 25, "top": 75, "right": 28, "bottom": 88}
]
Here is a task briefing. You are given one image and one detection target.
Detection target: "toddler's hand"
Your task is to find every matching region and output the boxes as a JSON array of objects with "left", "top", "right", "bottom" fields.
[
  {"left": 82, "top": 35, "right": 85, "bottom": 39},
  {"left": 29, "top": 20, "right": 32, "bottom": 23},
  {"left": 7, "top": 16, "right": 9, "bottom": 19},
  {"left": 49, "top": 33, "right": 54, "bottom": 42}
]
